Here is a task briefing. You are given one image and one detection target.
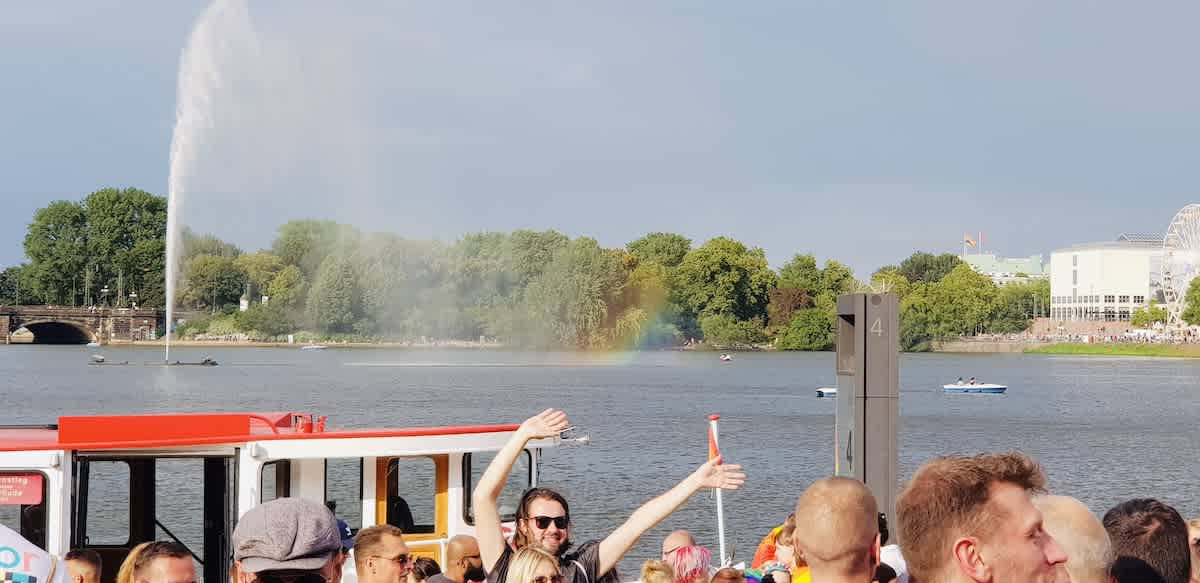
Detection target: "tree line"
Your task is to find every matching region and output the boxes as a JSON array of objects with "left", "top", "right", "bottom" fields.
[{"left": 1, "top": 188, "right": 1057, "bottom": 350}]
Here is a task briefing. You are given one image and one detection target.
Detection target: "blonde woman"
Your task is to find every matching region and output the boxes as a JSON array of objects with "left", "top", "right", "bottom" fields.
[
  {"left": 115, "top": 542, "right": 153, "bottom": 583},
  {"left": 503, "top": 548, "right": 562, "bottom": 583},
  {"left": 641, "top": 560, "right": 674, "bottom": 583}
]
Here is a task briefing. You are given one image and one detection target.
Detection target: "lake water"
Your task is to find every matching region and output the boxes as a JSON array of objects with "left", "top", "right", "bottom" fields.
[{"left": 3, "top": 346, "right": 1198, "bottom": 574}]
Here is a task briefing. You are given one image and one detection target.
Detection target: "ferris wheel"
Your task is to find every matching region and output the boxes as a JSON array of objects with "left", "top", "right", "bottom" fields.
[{"left": 1161, "top": 204, "right": 1200, "bottom": 323}]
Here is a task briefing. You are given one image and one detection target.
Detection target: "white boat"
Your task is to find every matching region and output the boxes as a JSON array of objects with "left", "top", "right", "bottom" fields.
[
  {"left": 0, "top": 411, "right": 563, "bottom": 581},
  {"left": 301, "top": 344, "right": 328, "bottom": 350},
  {"left": 86, "top": 342, "right": 101, "bottom": 348},
  {"left": 943, "top": 383, "right": 1007, "bottom": 394},
  {"left": 719, "top": 353, "right": 732, "bottom": 362},
  {"left": 816, "top": 387, "right": 838, "bottom": 398}
]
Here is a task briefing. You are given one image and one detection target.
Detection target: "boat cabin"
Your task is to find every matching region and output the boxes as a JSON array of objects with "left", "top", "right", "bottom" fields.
[{"left": 0, "top": 412, "right": 560, "bottom": 583}]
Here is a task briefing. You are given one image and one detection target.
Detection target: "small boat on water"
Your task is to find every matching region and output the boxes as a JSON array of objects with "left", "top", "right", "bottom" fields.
[
  {"left": 816, "top": 387, "right": 838, "bottom": 398},
  {"left": 943, "top": 383, "right": 1007, "bottom": 394},
  {"left": 86, "top": 342, "right": 100, "bottom": 348},
  {"left": 301, "top": 344, "right": 328, "bottom": 350},
  {"left": 719, "top": 353, "right": 733, "bottom": 362}
]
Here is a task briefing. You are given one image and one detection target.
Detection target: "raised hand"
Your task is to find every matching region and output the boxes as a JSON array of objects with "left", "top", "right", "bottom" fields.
[
  {"left": 518, "top": 408, "right": 570, "bottom": 440},
  {"left": 692, "top": 456, "right": 746, "bottom": 490}
]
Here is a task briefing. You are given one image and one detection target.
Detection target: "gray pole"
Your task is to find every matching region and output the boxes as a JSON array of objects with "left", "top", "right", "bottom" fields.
[{"left": 834, "top": 293, "right": 900, "bottom": 524}]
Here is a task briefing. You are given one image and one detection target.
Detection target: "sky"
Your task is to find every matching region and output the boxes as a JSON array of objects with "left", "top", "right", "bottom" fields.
[{"left": 3, "top": 1, "right": 1200, "bottom": 277}]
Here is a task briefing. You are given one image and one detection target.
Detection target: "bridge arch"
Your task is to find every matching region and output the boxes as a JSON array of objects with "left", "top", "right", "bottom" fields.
[{"left": 18, "top": 319, "right": 98, "bottom": 344}]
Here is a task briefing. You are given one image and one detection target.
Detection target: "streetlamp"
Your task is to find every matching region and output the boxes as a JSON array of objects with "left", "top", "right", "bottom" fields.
[
  {"left": 129, "top": 291, "right": 138, "bottom": 310},
  {"left": 100, "top": 286, "right": 110, "bottom": 308}
]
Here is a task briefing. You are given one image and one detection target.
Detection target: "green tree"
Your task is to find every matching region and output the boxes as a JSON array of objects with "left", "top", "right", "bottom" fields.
[
  {"left": 272, "top": 220, "right": 361, "bottom": 277},
  {"left": 675, "top": 237, "right": 777, "bottom": 322},
  {"left": 699, "top": 314, "right": 767, "bottom": 347},
  {"left": 82, "top": 188, "right": 168, "bottom": 307},
  {"left": 234, "top": 253, "right": 285, "bottom": 297},
  {"left": 267, "top": 265, "right": 306, "bottom": 308},
  {"left": 898, "top": 252, "right": 964, "bottom": 284},
  {"left": 869, "top": 267, "right": 911, "bottom": 297},
  {"left": 181, "top": 255, "right": 247, "bottom": 311},
  {"left": 775, "top": 308, "right": 835, "bottom": 350},
  {"left": 626, "top": 232, "right": 692, "bottom": 268},
  {"left": 927, "top": 264, "right": 997, "bottom": 336},
  {"left": 509, "top": 237, "right": 628, "bottom": 348},
  {"left": 181, "top": 227, "right": 241, "bottom": 260},
  {"left": 306, "top": 256, "right": 362, "bottom": 333},
  {"left": 23, "top": 200, "right": 88, "bottom": 304},
  {"left": 1180, "top": 278, "right": 1200, "bottom": 325},
  {"left": 1131, "top": 301, "right": 1168, "bottom": 328},
  {"left": 778, "top": 254, "right": 823, "bottom": 293},
  {"left": 235, "top": 303, "right": 295, "bottom": 336}
]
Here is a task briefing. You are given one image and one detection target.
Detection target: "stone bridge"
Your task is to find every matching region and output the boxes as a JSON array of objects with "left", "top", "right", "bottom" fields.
[{"left": 0, "top": 305, "right": 162, "bottom": 344}]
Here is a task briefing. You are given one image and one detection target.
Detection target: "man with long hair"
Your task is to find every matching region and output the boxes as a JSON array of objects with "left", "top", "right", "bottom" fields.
[{"left": 474, "top": 409, "right": 745, "bottom": 583}]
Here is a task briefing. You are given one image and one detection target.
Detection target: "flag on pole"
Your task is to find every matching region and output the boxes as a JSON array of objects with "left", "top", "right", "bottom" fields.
[
  {"left": 708, "top": 414, "right": 721, "bottom": 461},
  {"left": 964, "top": 234, "right": 977, "bottom": 248},
  {"left": 707, "top": 414, "right": 729, "bottom": 566}
]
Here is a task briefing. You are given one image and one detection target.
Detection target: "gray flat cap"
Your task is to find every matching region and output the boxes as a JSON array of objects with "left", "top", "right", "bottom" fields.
[{"left": 234, "top": 497, "right": 341, "bottom": 573}]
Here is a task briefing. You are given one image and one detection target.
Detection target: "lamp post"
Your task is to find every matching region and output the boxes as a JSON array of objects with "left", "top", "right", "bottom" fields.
[
  {"left": 129, "top": 291, "right": 138, "bottom": 310},
  {"left": 100, "top": 286, "right": 110, "bottom": 308}
]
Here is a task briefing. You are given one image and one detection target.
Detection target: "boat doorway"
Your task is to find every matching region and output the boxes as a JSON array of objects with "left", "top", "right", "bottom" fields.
[{"left": 72, "top": 455, "right": 236, "bottom": 583}]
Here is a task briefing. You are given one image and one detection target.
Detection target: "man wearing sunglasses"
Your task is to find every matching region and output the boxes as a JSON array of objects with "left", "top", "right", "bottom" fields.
[
  {"left": 233, "top": 497, "right": 344, "bottom": 583},
  {"left": 474, "top": 409, "right": 746, "bottom": 583},
  {"left": 353, "top": 525, "right": 413, "bottom": 583}
]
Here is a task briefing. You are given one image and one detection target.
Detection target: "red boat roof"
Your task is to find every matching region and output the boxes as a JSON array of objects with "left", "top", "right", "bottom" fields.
[{"left": 0, "top": 412, "right": 520, "bottom": 452}]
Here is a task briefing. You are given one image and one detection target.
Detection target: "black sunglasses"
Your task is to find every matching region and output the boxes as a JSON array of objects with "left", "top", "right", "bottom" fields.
[
  {"left": 529, "top": 515, "right": 569, "bottom": 529},
  {"left": 533, "top": 576, "right": 564, "bottom": 583}
]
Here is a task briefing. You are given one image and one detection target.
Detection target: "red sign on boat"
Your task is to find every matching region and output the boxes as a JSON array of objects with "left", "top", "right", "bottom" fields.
[{"left": 0, "top": 473, "right": 43, "bottom": 505}]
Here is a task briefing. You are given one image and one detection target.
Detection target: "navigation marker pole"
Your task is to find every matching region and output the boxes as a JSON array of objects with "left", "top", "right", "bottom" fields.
[{"left": 708, "top": 414, "right": 729, "bottom": 566}]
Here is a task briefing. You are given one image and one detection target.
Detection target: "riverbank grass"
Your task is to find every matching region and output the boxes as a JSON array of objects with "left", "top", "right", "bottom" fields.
[{"left": 1028, "top": 343, "right": 1200, "bottom": 358}]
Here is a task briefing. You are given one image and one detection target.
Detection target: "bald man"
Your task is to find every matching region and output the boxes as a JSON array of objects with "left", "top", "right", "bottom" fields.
[
  {"left": 662, "top": 530, "right": 696, "bottom": 560},
  {"left": 430, "top": 535, "right": 486, "bottom": 583},
  {"left": 792, "top": 477, "right": 880, "bottom": 583},
  {"left": 1033, "top": 495, "right": 1113, "bottom": 583}
]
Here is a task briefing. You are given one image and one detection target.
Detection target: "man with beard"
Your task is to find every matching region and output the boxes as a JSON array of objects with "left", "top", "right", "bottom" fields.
[
  {"left": 428, "top": 536, "right": 487, "bottom": 583},
  {"left": 474, "top": 409, "right": 745, "bottom": 583}
]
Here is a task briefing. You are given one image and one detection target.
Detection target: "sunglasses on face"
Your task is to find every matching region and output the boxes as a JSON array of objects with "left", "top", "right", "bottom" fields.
[
  {"left": 372, "top": 554, "right": 413, "bottom": 568},
  {"left": 256, "top": 572, "right": 330, "bottom": 583},
  {"left": 532, "top": 576, "right": 564, "bottom": 583},
  {"left": 528, "top": 515, "right": 568, "bottom": 529}
]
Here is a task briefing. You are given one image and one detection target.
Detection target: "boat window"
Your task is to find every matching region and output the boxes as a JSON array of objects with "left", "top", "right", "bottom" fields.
[
  {"left": 85, "top": 461, "right": 131, "bottom": 545},
  {"left": 155, "top": 459, "right": 205, "bottom": 570},
  {"left": 260, "top": 460, "right": 291, "bottom": 502},
  {"left": 385, "top": 458, "right": 436, "bottom": 534},
  {"left": 325, "top": 458, "right": 363, "bottom": 531},
  {"left": 462, "top": 450, "right": 532, "bottom": 525},
  {"left": 0, "top": 471, "right": 48, "bottom": 550}
]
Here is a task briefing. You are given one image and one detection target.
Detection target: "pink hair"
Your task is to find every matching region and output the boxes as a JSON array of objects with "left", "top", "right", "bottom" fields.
[{"left": 666, "top": 545, "right": 712, "bottom": 583}]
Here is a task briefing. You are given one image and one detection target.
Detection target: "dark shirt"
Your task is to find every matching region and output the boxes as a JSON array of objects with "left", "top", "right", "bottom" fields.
[
  {"left": 486, "top": 541, "right": 601, "bottom": 583},
  {"left": 428, "top": 575, "right": 459, "bottom": 583}
]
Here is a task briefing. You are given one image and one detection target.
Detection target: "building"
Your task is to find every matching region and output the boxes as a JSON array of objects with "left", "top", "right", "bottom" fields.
[
  {"left": 1048, "top": 233, "right": 1163, "bottom": 322},
  {"left": 963, "top": 253, "right": 1047, "bottom": 285}
]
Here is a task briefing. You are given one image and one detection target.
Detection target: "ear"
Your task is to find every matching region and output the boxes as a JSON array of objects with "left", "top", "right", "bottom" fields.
[
  {"left": 871, "top": 532, "right": 882, "bottom": 571},
  {"left": 952, "top": 537, "right": 990, "bottom": 583}
]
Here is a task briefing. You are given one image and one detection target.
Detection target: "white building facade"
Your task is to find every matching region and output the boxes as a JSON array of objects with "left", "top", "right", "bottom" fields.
[{"left": 1049, "top": 236, "right": 1162, "bottom": 322}]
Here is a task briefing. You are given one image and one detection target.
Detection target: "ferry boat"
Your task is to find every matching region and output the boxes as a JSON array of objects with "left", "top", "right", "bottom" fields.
[{"left": 0, "top": 412, "right": 562, "bottom": 583}]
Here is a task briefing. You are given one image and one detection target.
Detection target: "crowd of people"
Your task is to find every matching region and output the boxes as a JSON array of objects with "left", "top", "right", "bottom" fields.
[{"left": 53, "top": 408, "right": 1200, "bottom": 583}]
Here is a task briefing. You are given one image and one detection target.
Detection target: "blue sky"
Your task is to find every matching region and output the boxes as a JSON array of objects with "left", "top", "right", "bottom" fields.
[{"left": 3, "top": 1, "right": 1198, "bottom": 276}]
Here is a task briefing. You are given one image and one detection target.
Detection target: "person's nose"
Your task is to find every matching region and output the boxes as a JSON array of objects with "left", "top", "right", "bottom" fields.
[{"left": 1044, "top": 534, "right": 1068, "bottom": 565}]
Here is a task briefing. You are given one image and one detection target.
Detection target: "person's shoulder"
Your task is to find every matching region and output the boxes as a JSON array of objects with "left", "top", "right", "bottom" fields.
[{"left": 427, "top": 575, "right": 455, "bottom": 583}]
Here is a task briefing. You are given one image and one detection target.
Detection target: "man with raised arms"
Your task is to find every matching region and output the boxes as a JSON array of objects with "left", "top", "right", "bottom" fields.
[{"left": 474, "top": 409, "right": 746, "bottom": 583}]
